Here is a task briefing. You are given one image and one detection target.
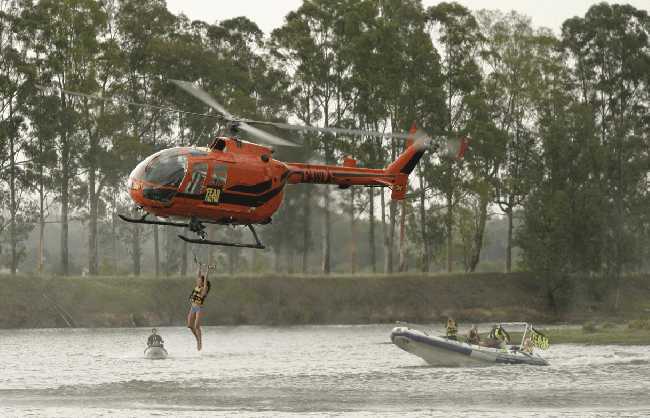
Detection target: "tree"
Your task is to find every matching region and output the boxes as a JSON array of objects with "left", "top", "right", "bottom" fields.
[
  {"left": 0, "top": 0, "right": 35, "bottom": 274},
  {"left": 115, "top": 0, "right": 176, "bottom": 275},
  {"left": 426, "top": 2, "right": 482, "bottom": 272},
  {"left": 26, "top": 0, "right": 109, "bottom": 275},
  {"left": 476, "top": 10, "right": 542, "bottom": 272},
  {"left": 271, "top": 0, "right": 356, "bottom": 274},
  {"left": 562, "top": 3, "right": 650, "bottom": 306}
]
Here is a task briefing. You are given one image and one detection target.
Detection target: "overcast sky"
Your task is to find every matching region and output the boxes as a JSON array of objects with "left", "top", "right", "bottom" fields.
[{"left": 166, "top": 0, "right": 648, "bottom": 35}]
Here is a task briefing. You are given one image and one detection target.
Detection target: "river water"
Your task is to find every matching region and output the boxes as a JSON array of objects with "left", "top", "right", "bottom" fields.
[{"left": 0, "top": 325, "right": 649, "bottom": 417}]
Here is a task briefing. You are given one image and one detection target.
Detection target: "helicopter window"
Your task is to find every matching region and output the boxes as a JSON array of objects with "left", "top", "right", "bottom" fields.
[
  {"left": 142, "top": 149, "right": 187, "bottom": 188},
  {"left": 186, "top": 162, "right": 208, "bottom": 195},
  {"left": 211, "top": 164, "right": 228, "bottom": 187},
  {"left": 188, "top": 148, "right": 209, "bottom": 157}
]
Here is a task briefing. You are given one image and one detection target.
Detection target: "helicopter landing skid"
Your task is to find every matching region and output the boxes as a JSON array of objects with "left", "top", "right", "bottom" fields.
[
  {"left": 178, "top": 224, "right": 265, "bottom": 249},
  {"left": 118, "top": 214, "right": 189, "bottom": 228}
]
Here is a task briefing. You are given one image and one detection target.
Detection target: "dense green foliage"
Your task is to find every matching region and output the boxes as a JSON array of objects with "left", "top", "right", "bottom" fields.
[
  {"left": 1, "top": 273, "right": 648, "bottom": 328},
  {"left": 0, "top": 1, "right": 648, "bottom": 297}
]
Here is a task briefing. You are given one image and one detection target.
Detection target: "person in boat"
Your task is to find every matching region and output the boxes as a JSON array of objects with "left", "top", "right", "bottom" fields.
[
  {"left": 485, "top": 324, "right": 511, "bottom": 348},
  {"left": 467, "top": 324, "right": 480, "bottom": 345},
  {"left": 187, "top": 263, "right": 211, "bottom": 351},
  {"left": 446, "top": 318, "right": 458, "bottom": 340},
  {"left": 521, "top": 336, "right": 534, "bottom": 353},
  {"left": 147, "top": 328, "right": 164, "bottom": 347}
]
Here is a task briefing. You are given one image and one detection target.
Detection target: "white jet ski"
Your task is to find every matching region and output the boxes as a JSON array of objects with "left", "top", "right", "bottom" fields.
[
  {"left": 144, "top": 345, "right": 168, "bottom": 360},
  {"left": 390, "top": 322, "right": 549, "bottom": 367}
]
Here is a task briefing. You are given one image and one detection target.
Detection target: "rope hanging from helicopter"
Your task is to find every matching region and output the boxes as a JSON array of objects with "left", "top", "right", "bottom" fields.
[{"left": 191, "top": 249, "right": 216, "bottom": 271}]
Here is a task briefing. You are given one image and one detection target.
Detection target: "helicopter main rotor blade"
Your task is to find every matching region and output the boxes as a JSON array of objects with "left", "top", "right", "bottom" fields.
[
  {"left": 171, "top": 79, "right": 297, "bottom": 147},
  {"left": 247, "top": 121, "right": 415, "bottom": 140},
  {"left": 170, "top": 80, "right": 235, "bottom": 119},
  {"left": 237, "top": 122, "right": 298, "bottom": 147},
  {"left": 35, "top": 85, "right": 223, "bottom": 121}
]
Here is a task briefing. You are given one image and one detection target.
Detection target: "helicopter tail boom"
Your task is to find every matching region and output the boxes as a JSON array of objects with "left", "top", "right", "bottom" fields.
[{"left": 285, "top": 139, "right": 429, "bottom": 200}]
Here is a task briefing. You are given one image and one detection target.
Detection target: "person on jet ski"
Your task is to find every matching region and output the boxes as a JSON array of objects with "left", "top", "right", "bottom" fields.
[{"left": 147, "top": 328, "right": 164, "bottom": 347}]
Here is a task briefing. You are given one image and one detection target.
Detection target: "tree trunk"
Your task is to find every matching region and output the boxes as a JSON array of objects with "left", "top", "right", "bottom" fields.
[
  {"left": 38, "top": 179, "right": 45, "bottom": 275},
  {"left": 153, "top": 225, "right": 160, "bottom": 276},
  {"left": 388, "top": 199, "right": 396, "bottom": 273},
  {"left": 418, "top": 168, "right": 429, "bottom": 272},
  {"left": 274, "top": 243, "right": 282, "bottom": 273},
  {"left": 468, "top": 192, "right": 489, "bottom": 272},
  {"left": 322, "top": 108, "right": 332, "bottom": 275},
  {"left": 387, "top": 137, "right": 397, "bottom": 273},
  {"left": 445, "top": 191, "right": 453, "bottom": 272},
  {"left": 368, "top": 187, "right": 376, "bottom": 273},
  {"left": 322, "top": 188, "right": 331, "bottom": 274},
  {"left": 285, "top": 247, "right": 294, "bottom": 274},
  {"left": 228, "top": 247, "right": 235, "bottom": 275},
  {"left": 349, "top": 188, "right": 357, "bottom": 273},
  {"left": 60, "top": 134, "right": 70, "bottom": 275},
  {"left": 181, "top": 240, "right": 188, "bottom": 276},
  {"left": 88, "top": 159, "right": 98, "bottom": 275},
  {"left": 505, "top": 208, "right": 513, "bottom": 273},
  {"left": 163, "top": 225, "right": 177, "bottom": 276},
  {"left": 112, "top": 192, "right": 117, "bottom": 274},
  {"left": 131, "top": 211, "right": 141, "bottom": 276},
  {"left": 9, "top": 134, "right": 17, "bottom": 275},
  {"left": 398, "top": 199, "right": 407, "bottom": 272},
  {"left": 381, "top": 189, "right": 391, "bottom": 273},
  {"left": 302, "top": 186, "right": 311, "bottom": 273}
]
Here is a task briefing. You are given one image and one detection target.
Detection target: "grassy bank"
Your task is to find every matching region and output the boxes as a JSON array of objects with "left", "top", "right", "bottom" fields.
[
  {"left": 0, "top": 273, "right": 649, "bottom": 330},
  {"left": 541, "top": 320, "right": 650, "bottom": 345}
]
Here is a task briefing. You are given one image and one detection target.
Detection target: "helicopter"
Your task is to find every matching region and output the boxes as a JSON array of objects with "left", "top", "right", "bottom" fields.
[{"left": 50, "top": 80, "right": 468, "bottom": 249}]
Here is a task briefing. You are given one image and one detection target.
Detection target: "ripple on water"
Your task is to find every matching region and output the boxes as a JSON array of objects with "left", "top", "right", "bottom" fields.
[{"left": 0, "top": 325, "right": 649, "bottom": 417}]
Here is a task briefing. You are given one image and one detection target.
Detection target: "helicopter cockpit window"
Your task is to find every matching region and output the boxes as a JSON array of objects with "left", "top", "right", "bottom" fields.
[
  {"left": 186, "top": 162, "right": 208, "bottom": 195},
  {"left": 211, "top": 164, "right": 228, "bottom": 187},
  {"left": 142, "top": 149, "right": 187, "bottom": 188}
]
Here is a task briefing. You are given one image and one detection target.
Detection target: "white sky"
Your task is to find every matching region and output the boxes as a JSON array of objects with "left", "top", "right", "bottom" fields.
[{"left": 166, "top": 0, "right": 649, "bottom": 35}]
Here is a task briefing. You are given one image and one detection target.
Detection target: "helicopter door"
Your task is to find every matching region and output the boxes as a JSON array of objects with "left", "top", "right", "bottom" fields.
[
  {"left": 204, "top": 163, "right": 228, "bottom": 204},
  {"left": 185, "top": 162, "right": 208, "bottom": 195}
]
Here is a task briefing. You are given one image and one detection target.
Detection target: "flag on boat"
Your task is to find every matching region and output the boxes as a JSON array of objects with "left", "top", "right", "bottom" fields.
[{"left": 531, "top": 328, "right": 550, "bottom": 350}]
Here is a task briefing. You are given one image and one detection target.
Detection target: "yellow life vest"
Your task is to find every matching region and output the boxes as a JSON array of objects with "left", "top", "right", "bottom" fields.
[
  {"left": 189, "top": 286, "right": 205, "bottom": 305},
  {"left": 446, "top": 320, "right": 458, "bottom": 337}
]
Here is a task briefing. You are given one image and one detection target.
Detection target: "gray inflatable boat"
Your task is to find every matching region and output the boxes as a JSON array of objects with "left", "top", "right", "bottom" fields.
[
  {"left": 391, "top": 322, "right": 549, "bottom": 367},
  {"left": 144, "top": 345, "right": 168, "bottom": 360}
]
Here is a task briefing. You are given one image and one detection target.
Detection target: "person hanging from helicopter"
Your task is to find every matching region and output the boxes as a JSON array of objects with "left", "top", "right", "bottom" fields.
[{"left": 187, "top": 261, "right": 212, "bottom": 351}]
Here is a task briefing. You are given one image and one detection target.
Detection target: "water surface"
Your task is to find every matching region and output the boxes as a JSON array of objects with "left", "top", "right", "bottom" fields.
[{"left": 1, "top": 325, "right": 649, "bottom": 417}]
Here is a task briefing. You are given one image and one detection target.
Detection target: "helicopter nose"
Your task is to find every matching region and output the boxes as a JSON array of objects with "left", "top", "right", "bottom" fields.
[{"left": 127, "top": 176, "right": 146, "bottom": 207}]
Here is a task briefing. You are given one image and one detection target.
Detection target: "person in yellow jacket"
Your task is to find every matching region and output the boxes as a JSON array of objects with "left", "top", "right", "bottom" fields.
[
  {"left": 446, "top": 318, "right": 458, "bottom": 340},
  {"left": 187, "top": 263, "right": 211, "bottom": 351},
  {"left": 486, "top": 324, "right": 511, "bottom": 349}
]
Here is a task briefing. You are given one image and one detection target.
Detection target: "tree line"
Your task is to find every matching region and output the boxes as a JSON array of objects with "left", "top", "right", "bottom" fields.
[{"left": 1, "top": 1, "right": 648, "bottom": 288}]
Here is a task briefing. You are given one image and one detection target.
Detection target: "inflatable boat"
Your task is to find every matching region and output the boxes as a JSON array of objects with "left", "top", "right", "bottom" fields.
[
  {"left": 390, "top": 322, "right": 549, "bottom": 367},
  {"left": 144, "top": 345, "right": 168, "bottom": 359}
]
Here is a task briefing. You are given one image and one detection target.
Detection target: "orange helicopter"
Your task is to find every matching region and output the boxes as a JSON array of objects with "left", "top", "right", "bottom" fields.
[{"left": 57, "top": 80, "right": 469, "bottom": 249}]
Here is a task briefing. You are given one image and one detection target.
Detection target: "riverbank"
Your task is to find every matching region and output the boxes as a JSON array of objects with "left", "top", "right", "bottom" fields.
[
  {"left": 1, "top": 273, "right": 648, "bottom": 331},
  {"left": 542, "top": 320, "right": 650, "bottom": 345}
]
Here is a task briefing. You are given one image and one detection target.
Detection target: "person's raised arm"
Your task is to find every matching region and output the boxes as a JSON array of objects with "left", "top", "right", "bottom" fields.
[{"left": 200, "top": 266, "right": 210, "bottom": 297}]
